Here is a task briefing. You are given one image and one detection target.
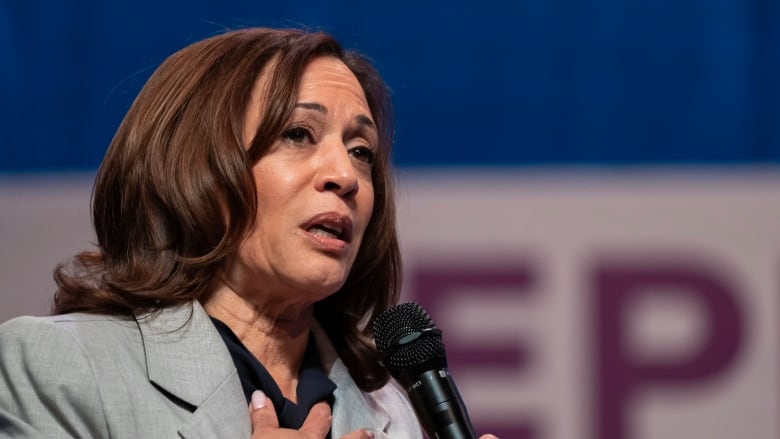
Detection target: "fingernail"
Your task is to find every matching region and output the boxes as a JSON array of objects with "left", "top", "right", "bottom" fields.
[
  {"left": 366, "top": 431, "right": 375, "bottom": 438},
  {"left": 251, "top": 390, "right": 266, "bottom": 409}
]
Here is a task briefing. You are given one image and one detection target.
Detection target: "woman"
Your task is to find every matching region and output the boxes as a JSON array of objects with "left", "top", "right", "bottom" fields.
[{"left": 0, "top": 28, "right": 497, "bottom": 439}]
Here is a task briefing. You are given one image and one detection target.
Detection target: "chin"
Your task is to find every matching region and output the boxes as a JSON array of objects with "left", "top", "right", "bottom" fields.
[
  {"left": 284, "top": 254, "right": 355, "bottom": 295},
  {"left": 295, "top": 272, "right": 349, "bottom": 299}
]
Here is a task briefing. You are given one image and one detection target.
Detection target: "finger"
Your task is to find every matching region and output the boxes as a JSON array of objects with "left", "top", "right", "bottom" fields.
[
  {"left": 479, "top": 435, "right": 499, "bottom": 439},
  {"left": 249, "top": 390, "right": 280, "bottom": 432},
  {"left": 298, "top": 401, "right": 332, "bottom": 439}
]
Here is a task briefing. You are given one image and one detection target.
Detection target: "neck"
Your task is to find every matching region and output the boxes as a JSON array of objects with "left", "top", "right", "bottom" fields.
[{"left": 202, "top": 280, "right": 314, "bottom": 402}]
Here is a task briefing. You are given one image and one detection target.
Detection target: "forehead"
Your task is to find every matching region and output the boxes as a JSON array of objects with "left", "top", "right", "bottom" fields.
[
  {"left": 296, "top": 57, "right": 368, "bottom": 106},
  {"left": 242, "top": 56, "right": 374, "bottom": 146}
]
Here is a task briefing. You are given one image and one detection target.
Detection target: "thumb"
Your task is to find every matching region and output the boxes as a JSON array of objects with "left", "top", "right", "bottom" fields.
[
  {"left": 249, "top": 390, "right": 279, "bottom": 432},
  {"left": 298, "top": 400, "right": 332, "bottom": 439}
]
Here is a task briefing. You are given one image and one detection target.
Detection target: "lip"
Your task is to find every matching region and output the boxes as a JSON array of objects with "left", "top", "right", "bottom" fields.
[{"left": 301, "top": 212, "right": 354, "bottom": 251}]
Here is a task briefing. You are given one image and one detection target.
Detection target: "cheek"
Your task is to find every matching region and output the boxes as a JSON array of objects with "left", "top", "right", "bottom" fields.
[
  {"left": 253, "top": 168, "right": 290, "bottom": 218},
  {"left": 357, "top": 184, "right": 376, "bottom": 233}
]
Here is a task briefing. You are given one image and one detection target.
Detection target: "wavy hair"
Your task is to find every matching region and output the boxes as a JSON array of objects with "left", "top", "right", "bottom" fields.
[{"left": 52, "top": 27, "right": 400, "bottom": 391}]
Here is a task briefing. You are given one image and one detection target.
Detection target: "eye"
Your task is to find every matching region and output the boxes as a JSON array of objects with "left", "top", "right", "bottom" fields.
[
  {"left": 281, "top": 126, "right": 313, "bottom": 145},
  {"left": 349, "top": 145, "right": 376, "bottom": 165}
]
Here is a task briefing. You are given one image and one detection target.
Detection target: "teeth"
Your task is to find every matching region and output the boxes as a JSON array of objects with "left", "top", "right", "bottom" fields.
[{"left": 308, "top": 226, "right": 340, "bottom": 239}]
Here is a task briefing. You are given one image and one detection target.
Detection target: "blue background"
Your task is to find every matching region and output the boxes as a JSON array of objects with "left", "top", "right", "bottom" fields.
[{"left": 1, "top": 0, "right": 779, "bottom": 172}]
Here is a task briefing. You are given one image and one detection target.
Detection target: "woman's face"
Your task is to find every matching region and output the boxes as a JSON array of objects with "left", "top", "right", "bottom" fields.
[{"left": 226, "top": 56, "right": 377, "bottom": 306}]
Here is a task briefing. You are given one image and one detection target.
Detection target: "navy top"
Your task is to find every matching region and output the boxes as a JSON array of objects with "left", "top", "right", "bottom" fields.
[{"left": 210, "top": 317, "right": 337, "bottom": 430}]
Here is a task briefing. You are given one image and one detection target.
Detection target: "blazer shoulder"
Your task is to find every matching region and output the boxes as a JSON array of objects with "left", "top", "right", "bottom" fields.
[
  {"left": 1, "top": 312, "right": 137, "bottom": 334},
  {"left": 0, "top": 313, "right": 55, "bottom": 334},
  {"left": 0, "top": 314, "right": 101, "bottom": 369},
  {"left": 0, "top": 314, "right": 112, "bottom": 438},
  {"left": 0, "top": 314, "right": 91, "bottom": 353},
  {"left": 2, "top": 312, "right": 142, "bottom": 358}
]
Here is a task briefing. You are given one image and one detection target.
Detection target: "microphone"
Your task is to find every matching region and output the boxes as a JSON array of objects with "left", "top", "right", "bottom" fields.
[{"left": 373, "top": 302, "right": 477, "bottom": 439}]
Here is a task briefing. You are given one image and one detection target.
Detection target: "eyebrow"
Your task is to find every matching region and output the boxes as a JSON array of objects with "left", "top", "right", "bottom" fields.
[
  {"left": 295, "top": 102, "right": 327, "bottom": 114},
  {"left": 294, "top": 102, "right": 376, "bottom": 128},
  {"left": 355, "top": 114, "right": 375, "bottom": 128}
]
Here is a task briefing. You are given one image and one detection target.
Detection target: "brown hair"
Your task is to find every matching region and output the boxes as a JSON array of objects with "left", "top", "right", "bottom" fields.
[{"left": 53, "top": 28, "right": 400, "bottom": 391}]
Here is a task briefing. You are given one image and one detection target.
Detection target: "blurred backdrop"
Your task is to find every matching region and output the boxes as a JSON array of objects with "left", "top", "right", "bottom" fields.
[{"left": 1, "top": 1, "right": 779, "bottom": 438}]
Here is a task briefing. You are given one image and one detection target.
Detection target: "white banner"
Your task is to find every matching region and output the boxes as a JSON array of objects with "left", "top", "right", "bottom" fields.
[{"left": 2, "top": 168, "right": 778, "bottom": 439}]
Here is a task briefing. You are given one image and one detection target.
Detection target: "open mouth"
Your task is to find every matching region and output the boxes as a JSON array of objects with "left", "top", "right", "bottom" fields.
[
  {"left": 303, "top": 213, "right": 353, "bottom": 243},
  {"left": 307, "top": 224, "right": 344, "bottom": 240}
]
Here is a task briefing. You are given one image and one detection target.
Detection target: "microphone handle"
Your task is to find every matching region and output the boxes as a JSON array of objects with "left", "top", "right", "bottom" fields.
[{"left": 405, "top": 368, "right": 477, "bottom": 439}]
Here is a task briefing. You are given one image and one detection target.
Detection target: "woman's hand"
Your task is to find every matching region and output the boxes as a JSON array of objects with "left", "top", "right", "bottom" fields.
[
  {"left": 249, "top": 389, "right": 496, "bottom": 439},
  {"left": 249, "top": 390, "right": 374, "bottom": 439}
]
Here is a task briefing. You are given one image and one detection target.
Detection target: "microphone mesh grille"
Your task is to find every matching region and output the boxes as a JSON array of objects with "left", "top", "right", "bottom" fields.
[{"left": 372, "top": 302, "right": 446, "bottom": 375}]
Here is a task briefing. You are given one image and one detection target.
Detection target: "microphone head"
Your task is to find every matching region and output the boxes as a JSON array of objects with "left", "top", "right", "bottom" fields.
[{"left": 372, "top": 302, "right": 447, "bottom": 379}]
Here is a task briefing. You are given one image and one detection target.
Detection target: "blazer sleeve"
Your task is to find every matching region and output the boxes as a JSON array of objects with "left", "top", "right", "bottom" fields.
[{"left": 0, "top": 316, "right": 110, "bottom": 438}]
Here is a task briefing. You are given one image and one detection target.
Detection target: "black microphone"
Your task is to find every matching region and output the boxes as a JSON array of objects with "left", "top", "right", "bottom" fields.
[{"left": 373, "top": 302, "right": 477, "bottom": 439}]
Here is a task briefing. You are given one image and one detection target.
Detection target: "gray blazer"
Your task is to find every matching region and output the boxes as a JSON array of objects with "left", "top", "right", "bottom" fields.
[{"left": 0, "top": 302, "right": 422, "bottom": 438}]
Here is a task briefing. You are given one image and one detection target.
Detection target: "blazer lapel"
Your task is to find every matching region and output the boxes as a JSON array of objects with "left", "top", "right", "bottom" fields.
[
  {"left": 311, "top": 321, "right": 392, "bottom": 438},
  {"left": 135, "top": 302, "right": 251, "bottom": 439}
]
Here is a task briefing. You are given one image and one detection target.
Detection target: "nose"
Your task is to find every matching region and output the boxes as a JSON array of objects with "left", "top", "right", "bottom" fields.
[{"left": 315, "top": 139, "right": 359, "bottom": 198}]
